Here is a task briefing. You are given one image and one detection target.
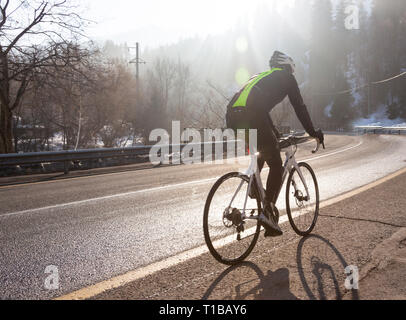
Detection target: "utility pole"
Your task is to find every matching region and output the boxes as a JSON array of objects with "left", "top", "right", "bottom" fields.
[
  {"left": 136, "top": 43, "right": 140, "bottom": 79},
  {"left": 128, "top": 42, "right": 146, "bottom": 146},
  {"left": 129, "top": 42, "right": 147, "bottom": 103},
  {"left": 367, "top": 83, "right": 371, "bottom": 118},
  {"left": 129, "top": 42, "right": 146, "bottom": 80}
]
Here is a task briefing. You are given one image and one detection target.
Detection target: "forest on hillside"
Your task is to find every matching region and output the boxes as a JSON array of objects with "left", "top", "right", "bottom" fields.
[
  {"left": 1, "top": 0, "right": 405, "bottom": 153},
  {"left": 139, "top": 0, "right": 406, "bottom": 132}
]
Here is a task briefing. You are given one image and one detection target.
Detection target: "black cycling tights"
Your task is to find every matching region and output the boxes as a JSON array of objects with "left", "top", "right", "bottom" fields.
[
  {"left": 253, "top": 113, "right": 284, "bottom": 205},
  {"left": 257, "top": 155, "right": 283, "bottom": 205}
]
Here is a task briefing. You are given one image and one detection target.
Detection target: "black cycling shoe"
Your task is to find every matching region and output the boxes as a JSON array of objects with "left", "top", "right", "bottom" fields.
[
  {"left": 260, "top": 204, "right": 283, "bottom": 238},
  {"left": 264, "top": 227, "right": 283, "bottom": 238}
]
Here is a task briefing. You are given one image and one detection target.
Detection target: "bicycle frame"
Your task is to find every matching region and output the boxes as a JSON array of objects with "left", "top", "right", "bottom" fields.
[{"left": 227, "top": 139, "right": 315, "bottom": 221}]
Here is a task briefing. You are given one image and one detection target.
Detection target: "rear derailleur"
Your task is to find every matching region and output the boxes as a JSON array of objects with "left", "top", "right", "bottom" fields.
[{"left": 224, "top": 208, "right": 246, "bottom": 241}]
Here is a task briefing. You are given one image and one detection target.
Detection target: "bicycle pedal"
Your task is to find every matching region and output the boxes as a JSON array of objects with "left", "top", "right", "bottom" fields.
[{"left": 236, "top": 224, "right": 245, "bottom": 233}]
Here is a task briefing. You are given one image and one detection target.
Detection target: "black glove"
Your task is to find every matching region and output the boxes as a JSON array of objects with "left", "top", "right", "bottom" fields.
[{"left": 311, "top": 129, "right": 325, "bottom": 148}]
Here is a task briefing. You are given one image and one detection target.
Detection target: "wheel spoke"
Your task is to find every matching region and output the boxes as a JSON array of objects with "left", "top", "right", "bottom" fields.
[
  {"left": 286, "top": 163, "right": 319, "bottom": 236},
  {"left": 204, "top": 173, "right": 261, "bottom": 265}
]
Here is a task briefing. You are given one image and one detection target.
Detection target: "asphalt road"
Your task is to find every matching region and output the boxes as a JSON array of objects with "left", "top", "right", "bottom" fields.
[
  {"left": 1, "top": 134, "right": 406, "bottom": 299},
  {"left": 95, "top": 169, "right": 406, "bottom": 300}
]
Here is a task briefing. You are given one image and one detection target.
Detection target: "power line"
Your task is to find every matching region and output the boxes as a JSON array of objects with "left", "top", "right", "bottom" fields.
[
  {"left": 371, "top": 71, "right": 406, "bottom": 85},
  {"left": 313, "top": 71, "right": 406, "bottom": 96}
]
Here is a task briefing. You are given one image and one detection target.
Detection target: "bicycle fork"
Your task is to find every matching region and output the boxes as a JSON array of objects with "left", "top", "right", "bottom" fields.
[{"left": 290, "top": 162, "right": 311, "bottom": 202}]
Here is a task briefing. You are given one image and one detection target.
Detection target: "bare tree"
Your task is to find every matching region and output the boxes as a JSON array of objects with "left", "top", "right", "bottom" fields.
[
  {"left": 188, "top": 81, "right": 229, "bottom": 129},
  {"left": 95, "top": 61, "right": 137, "bottom": 147},
  {"left": 172, "top": 59, "right": 192, "bottom": 126},
  {"left": 0, "top": 0, "right": 87, "bottom": 153},
  {"left": 154, "top": 57, "right": 176, "bottom": 110},
  {"left": 190, "top": 85, "right": 227, "bottom": 130}
]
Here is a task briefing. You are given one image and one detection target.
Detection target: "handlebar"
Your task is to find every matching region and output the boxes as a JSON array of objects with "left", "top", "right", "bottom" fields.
[{"left": 280, "top": 135, "right": 326, "bottom": 154}]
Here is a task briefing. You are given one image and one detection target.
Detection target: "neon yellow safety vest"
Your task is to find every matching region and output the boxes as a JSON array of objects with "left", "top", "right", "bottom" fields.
[{"left": 232, "top": 68, "right": 282, "bottom": 108}]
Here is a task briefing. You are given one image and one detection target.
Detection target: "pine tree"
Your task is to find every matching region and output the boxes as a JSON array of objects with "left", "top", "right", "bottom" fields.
[
  {"left": 309, "top": 0, "right": 335, "bottom": 125},
  {"left": 354, "top": 0, "right": 373, "bottom": 118},
  {"left": 367, "top": 0, "right": 406, "bottom": 118},
  {"left": 328, "top": 0, "right": 356, "bottom": 127}
]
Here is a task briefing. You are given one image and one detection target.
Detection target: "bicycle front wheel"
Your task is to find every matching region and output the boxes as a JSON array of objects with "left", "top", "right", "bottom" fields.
[
  {"left": 203, "top": 172, "right": 261, "bottom": 265},
  {"left": 286, "top": 162, "right": 319, "bottom": 236}
]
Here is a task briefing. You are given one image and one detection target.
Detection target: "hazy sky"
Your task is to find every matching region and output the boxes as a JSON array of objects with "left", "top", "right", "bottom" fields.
[{"left": 82, "top": 0, "right": 296, "bottom": 48}]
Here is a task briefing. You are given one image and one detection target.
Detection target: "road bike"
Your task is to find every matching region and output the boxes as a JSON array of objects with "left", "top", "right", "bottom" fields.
[{"left": 203, "top": 134, "right": 324, "bottom": 265}]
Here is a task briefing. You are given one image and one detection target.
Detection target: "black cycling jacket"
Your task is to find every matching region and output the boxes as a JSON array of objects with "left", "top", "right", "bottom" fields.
[{"left": 230, "top": 68, "right": 316, "bottom": 136}]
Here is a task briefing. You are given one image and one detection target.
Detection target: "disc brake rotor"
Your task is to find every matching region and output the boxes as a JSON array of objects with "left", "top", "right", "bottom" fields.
[{"left": 294, "top": 190, "right": 305, "bottom": 208}]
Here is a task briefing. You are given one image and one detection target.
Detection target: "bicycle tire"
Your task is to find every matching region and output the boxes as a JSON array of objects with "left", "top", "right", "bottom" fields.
[
  {"left": 203, "top": 172, "right": 262, "bottom": 265},
  {"left": 286, "top": 162, "right": 319, "bottom": 236}
]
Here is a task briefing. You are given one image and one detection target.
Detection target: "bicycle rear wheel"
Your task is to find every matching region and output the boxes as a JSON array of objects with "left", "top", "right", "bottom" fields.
[
  {"left": 286, "top": 162, "right": 319, "bottom": 236},
  {"left": 203, "top": 172, "right": 261, "bottom": 265}
]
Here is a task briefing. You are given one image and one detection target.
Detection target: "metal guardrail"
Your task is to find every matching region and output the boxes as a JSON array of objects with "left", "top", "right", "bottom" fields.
[
  {"left": 0, "top": 141, "right": 238, "bottom": 174},
  {"left": 4, "top": 126, "right": 403, "bottom": 175},
  {"left": 354, "top": 126, "right": 406, "bottom": 134}
]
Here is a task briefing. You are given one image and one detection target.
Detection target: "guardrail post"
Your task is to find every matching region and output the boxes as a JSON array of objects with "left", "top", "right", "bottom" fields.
[{"left": 64, "top": 161, "right": 70, "bottom": 175}]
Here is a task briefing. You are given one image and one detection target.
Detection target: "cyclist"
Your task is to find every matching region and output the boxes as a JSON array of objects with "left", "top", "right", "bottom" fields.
[{"left": 226, "top": 51, "right": 324, "bottom": 237}]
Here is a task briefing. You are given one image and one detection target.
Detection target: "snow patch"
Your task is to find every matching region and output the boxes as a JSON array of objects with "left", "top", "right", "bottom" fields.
[
  {"left": 324, "top": 101, "right": 334, "bottom": 118},
  {"left": 352, "top": 105, "right": 406, "bottom": 128}
]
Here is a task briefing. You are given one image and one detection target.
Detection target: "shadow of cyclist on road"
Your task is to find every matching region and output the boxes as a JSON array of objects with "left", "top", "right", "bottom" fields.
[
  {"left": 203, "top": 262, "right": 299, "bottom": 300},
  {"left": 296, "top": 234, "right": 359, "bottom": 300},
  {"left": 203, "top": 235, "right": 359, "bottom": 300}
]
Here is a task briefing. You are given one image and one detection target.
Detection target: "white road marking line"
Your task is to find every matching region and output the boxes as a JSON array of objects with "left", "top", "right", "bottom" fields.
[
  {"left": 302, "top": 140, "right": 363, "bottom": 162},
  {"left": 56, "top": 165, "right": 406, "bottom": 301},
  {"left": 0, "top": 139, "right": 363, "bottom": 219},
  {"left": 0, "top": 178, "right": 217, "bottom": 219}
]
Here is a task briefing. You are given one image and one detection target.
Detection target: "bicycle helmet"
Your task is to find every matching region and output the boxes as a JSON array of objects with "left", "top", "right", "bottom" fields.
[{"left": 270, "top": 51, "right": 296, "bottom": 74}]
